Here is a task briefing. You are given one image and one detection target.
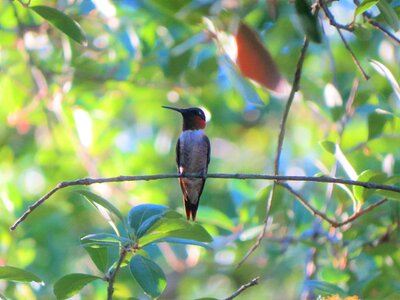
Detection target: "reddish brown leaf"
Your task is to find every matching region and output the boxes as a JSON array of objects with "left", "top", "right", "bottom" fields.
[{"left": 235, "top": 22, "right": 288, "bottom": 95}]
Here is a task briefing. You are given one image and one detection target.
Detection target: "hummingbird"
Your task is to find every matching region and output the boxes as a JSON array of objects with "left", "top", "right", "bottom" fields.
[{"left": 162, "top": 106, "right": 210, "bottom": 221}]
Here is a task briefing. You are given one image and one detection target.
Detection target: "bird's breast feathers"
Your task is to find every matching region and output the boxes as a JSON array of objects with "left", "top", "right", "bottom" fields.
[{"left": 178, "top": 130, "right": 209, "bottom": 173}]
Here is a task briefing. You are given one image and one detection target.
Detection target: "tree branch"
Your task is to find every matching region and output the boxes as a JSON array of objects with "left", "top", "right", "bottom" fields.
[
  {"left": 366, "top": 19, "right": 400, "bottom": 45},
  {"left": 279, "top": 182, "right": 388, "bottom": 228},
  {"left": 223, "top": 277, "right": 259, "bottom": 300},
  {"left": 238, "top": 37, "right": 310, "bottom": 267},
  {"left": 9, "top": 173, "right": 400, "bottom": 231},
  {"left": 106, "top": 245, "right": 129, "bottom": 300},
  {"left": 274, "top": 37, "right": 309, "bottom": 174},
  {"left": 352, "top": 0, "right": 400, "bottom": 45}
]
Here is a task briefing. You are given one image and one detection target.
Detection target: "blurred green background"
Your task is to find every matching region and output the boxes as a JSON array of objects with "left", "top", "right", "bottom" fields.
[{"left": 1, "top": 0, "right": 399, "bottom": 299}]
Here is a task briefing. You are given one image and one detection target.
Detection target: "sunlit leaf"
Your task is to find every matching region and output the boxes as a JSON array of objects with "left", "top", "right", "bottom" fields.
[
  {"left": 295, "top": 0, "right": 322, "bottom": 43},
  {"left": 30, "top": 5, "right": 87, "bottom": 46},
  {"left": 53, "top": 273, "right": 102, "bottom": 299},
  {"left": 355, "top": 0, "right": 380, "bottom": 16},
  {"left": 234, "top": 22, "right": 289, "bottom": 95},
  {"left": 129, "top": 255, "right": 166, "bottom": 298},
  {"left": 0, "top": 266, "right": 42, "bottom": 283},
  {"left": 320, "top": 266, "right": 350, "bottom": 284}
]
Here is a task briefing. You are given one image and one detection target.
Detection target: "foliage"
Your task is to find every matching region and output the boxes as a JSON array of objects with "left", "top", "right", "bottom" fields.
[{"left": 1, "top": 0, "right": 400, "bottom": 299}]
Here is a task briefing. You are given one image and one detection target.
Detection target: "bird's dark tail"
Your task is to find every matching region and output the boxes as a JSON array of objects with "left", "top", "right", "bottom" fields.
[{"left": 184, "top": 197, "right": 199, "bottom": 221}]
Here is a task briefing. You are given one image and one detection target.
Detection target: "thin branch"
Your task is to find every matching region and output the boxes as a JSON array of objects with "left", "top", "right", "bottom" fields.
[
  {"left": 318, "top": 0, "right": 354, "bottom": 32},
  {"left": 275, "top": 37, "right": 309, "bottom": 174},
  {"left": 318, "top": 0, "right": 369, "bottom": 80},
  {"left": 107, "top": 245, "right": 129, "bottom": 300},
  {"left": 223, "top": 277, "right": 260, "bottom": 300},
  {"left": 367, "top": 19, "right": 400, "bottom": 45},
  {"left": 10, "top": 173, "right": 400, "bottom": 231},
  {"left": 352, "top": 0, "right": 400, "bottom": 45},
  {"left": 279, "top": 182, "right": 388, "bottom": 228},
  {"left": 239, "top": 37, "right": 310, "bottom": 267}
]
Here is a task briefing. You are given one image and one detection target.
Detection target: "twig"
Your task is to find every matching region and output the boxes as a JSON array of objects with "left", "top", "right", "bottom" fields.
[
  {"left": 318, "top": 0, "right": 369, "bottom": 80},
  {"left": 367, "top": 19, "right": 400, "bottom": 45},
  {"left": 238, "top": 37, "right": 310, "bottom": 268},
  {"left": 223, "top": 277, "right": 259, "bottom": 300},
  {"left": 275, "top": 37, "right": 309, "bottom": 174},
  {"left": 9, "top": 173, "right": 400, "bottom": 231},
  {"left": 352, "top": 0, "right": 400, "bottom": 45},
  {"left": 107, "top": 245, "right": 129, "bottom": 300},
  {"left": 279, "top": 182, "right": 388, "bottom": 228},
  {"left": 318, "top": 0, "right": 354, "bottom": 32}
]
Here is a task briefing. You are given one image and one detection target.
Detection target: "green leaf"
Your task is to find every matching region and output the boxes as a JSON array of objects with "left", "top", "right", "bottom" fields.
[
  {"left": 30, "top": 5, "right": 87, "bottom": 46},
  {"left": 320, "top": 266, "right": 350, "bottom": 284},
  {"left": 353, "top": 170, "right": 380, "bottom": 203},
  {"left": 157, "top": 237, "right": 212, "bottom": 249},
  {"left": 295, "top": 0, "right": 322, "bottom": 43},
  {"left": 129, "top": 255, "right": 167, "bottom": 299},
  {"left": 53, "top": 273, "right": 101, "bottom": 299},
  {"left": 81, "top": 233, "right": 133, "bottom": 245},
  {"left": 355, "top": 0, "right": 380, "bottom": 16},
  {"left": 319, "top": 140, "right": 336, "bottom": 154},
  {"left": 0, "top": 266, "right": 42, "bottom": 283},
  {"left": 368, "top": 112, "right": 387, "bottom": 140},
  {"left": 128, "top": 204, "right": 169, "bottom": 237},
  {"left": 136, "top": 211, "right": 181, "bottom": 238},
  {"left": 139, "top": 212, "right": 213, "bottom": 247},
  {"left": 84, "top": 246, "right": 108, "bottom": 273},
  {"left": 303, "top": 280, "right": 346, "bottom": 296},
  {"left": 77, "top": 190, "right": 124, "bottom": 223},
  {"left": 377, "top": 0, "right": 399, "bottom": 31}
]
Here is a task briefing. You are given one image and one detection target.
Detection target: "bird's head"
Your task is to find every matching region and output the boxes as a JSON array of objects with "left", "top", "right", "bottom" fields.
[{"left": 162, "top": 106, "right": 206, "bottom": 130}]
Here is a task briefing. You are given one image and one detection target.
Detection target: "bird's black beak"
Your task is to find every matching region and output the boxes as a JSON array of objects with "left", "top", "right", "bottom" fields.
[{"left": 162, "top": 106, "right": 184, "bottom": 113}]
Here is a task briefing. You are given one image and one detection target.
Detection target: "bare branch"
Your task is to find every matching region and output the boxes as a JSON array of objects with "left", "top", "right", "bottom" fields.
[
  {"left": 352, "top": 0, "right": 400, "bottom": 45},
  {"left": 10, "top": 173, "right": 400, "bottom": 231},
  {"left": 367, "top": 19, "right": 400, "bottom": 45},
  {"left": 279, "top": 182, "right": 388, "bottom": 228},
  {"left": 223, "top": 277, "right": 260, "bottom": 300},
  {"left": 275, "top": 37, "right": 309, "bottom": 174},
  {"left": 239, "top": 37, "right": 310, "bottom": 267}
]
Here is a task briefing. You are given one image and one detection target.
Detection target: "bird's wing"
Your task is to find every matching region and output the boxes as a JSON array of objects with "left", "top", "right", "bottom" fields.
[
  {"left": 204, "top": 135, "right": 211, "bottom": 166},
  {"left": 176, "top": 138, "right": 181, "bottom": 170}
]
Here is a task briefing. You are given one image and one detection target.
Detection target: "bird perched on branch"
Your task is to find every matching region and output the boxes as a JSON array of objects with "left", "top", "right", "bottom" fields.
[{"left": 162, "top": 106, "right": 210, "bottom": 221}]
